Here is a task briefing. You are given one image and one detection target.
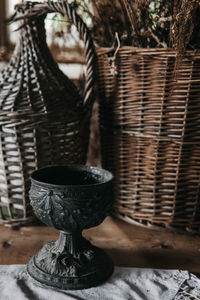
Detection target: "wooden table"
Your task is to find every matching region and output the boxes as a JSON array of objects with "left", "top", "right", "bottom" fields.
[{"left": 0, "top": 216, "right": 200, "bottom": 274}]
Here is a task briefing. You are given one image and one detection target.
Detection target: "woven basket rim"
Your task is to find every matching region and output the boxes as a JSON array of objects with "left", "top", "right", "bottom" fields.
[{"left": 97, "top": 46, "right": 200, "bottom": 56}]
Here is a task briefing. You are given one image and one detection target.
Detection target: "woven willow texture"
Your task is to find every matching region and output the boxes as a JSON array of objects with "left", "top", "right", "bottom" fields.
[
  {"left": 0, "top": 2, "right": 96, "bottom": 224},
  {"left": 98, "top": 47, "right": 200, "bottom": 232}
]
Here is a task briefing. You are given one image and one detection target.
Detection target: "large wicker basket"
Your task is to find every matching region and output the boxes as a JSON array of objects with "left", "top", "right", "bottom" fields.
[
  {"left": 97, "top": 47, "right": 200, "bottom": 233},
  {"left": 0, "top": 1, "right": 96, "bottom": 225}
]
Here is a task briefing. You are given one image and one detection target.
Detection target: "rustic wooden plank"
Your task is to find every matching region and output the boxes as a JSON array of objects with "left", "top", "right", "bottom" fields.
[{"left": 0, "top": 217, "right": 200, "bottom": 274}]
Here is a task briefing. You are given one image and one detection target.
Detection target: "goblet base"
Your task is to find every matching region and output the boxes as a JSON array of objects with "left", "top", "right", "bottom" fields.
[{"left": 27, "top": 232, "right": 114, "bottom": 290}]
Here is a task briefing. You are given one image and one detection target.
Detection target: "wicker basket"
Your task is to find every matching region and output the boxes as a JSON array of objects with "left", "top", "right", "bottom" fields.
[
  {"left": 0, "top": 1, "right": 96, "bottom": 225},
  {"left": 97, "top": 47, "right": 200, "bottom": 233}
]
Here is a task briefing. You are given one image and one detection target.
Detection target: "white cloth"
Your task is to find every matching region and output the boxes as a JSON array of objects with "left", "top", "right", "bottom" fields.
[{"left": 0, "top": 265, "right": 199, "bottom": 300}]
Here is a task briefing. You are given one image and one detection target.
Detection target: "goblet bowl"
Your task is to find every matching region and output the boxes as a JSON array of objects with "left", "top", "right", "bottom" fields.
[{"left": 29, "top": 165, "right": 113, "bottom": 232}]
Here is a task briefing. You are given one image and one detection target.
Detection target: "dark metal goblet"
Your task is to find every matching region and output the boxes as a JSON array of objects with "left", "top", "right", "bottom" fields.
[{"left": 27, "top": 165, "right": 114, "bottom": 290}]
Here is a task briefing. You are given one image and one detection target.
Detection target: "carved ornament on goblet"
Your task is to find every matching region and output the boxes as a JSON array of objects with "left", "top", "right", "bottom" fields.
[{"left": 27, "top": 165, "right": 114, "bottom": 290}]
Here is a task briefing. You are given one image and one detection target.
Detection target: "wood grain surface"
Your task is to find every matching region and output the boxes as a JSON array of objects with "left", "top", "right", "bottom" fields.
[{"left": 1, "top": 216, "right": 200, "bottom": 274}]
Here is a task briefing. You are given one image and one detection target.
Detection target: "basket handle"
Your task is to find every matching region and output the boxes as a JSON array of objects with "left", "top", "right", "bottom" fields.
[{"left": 15, "top": 0, "right": 97, "bottom": 107}]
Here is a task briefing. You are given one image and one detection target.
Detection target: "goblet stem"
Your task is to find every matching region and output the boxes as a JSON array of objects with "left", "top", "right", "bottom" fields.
[{"left": 52, "top": 231, "right": 84, "bottom": 256}]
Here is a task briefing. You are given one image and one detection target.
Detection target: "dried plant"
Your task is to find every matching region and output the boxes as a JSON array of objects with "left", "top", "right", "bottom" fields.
[
  {"left": 88, "top": 0, "right": 200, "bottom": 52},
  {"left": 86, "top": 0, "right": 172, "bottom": 47},
  {"left": 172, "top": 0, "right": 200, "bottom": 53},
  {"left": 9, "top": 0, "right": 200, "bottom": 52},
  {"left": 89, "top": 0, "right": 131, "bottom": 47}
]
